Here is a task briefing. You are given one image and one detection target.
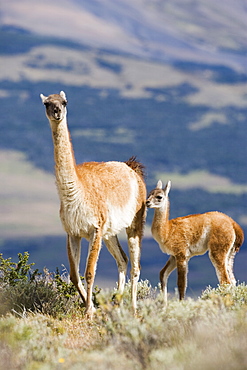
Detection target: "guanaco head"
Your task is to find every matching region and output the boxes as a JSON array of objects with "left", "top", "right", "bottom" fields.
[
  {"left": 40, "top": 91, "right": 67, "bottom": 122},
  {"left": 146, "top": 180, "right": 171, "bottom": 208}
]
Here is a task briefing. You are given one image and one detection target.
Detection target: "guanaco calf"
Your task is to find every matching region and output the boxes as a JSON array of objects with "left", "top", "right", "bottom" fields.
[{"left": 146, "top": 180, "right": 244, "bottom": 304}]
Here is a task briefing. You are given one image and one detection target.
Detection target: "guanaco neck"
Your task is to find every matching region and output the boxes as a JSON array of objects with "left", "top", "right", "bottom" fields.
[
  {"left": 50, "top": 115, "right": 80, "bottom": 198},
  {"left": 152, "top": 198, "right": 170, "bottom": 244}
]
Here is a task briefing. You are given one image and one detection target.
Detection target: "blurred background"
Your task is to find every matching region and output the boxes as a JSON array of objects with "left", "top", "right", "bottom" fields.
[{"left": 0, "top": 0, "right": 246, "bottom": 297}]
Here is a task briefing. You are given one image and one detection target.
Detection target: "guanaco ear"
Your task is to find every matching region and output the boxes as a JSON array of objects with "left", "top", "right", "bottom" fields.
[
  {"left": 156, "top": 180, "right": 163, "bottom": 189},
  {"left": 40, "top": 93, "right": 47, "bottom": 104},
  {"left": 60, "top": 91, "right": 67, "bottom": 102},
  {"left": 164, "top": 180, "right": 171, "bottom": 196}
]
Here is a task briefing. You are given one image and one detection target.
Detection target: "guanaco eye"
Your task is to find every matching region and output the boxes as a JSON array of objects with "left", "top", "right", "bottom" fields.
[
  {"left": 156, "top": 195, "right": 163, "bottom": 200},
  {"left": 62, "top": 101, "right": 67, "bottom": 107}
]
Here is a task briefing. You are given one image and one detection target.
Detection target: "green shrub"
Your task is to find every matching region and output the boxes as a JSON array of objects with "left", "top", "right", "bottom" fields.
[
  {"left": 0, "top": 253, "right": 85, "bottom": 317},
  {"left": 0, "top": 253, "right": 102, "bottom": 317},
  {"left": 0, "top": 251, "right": 39, "bottom": 286}
]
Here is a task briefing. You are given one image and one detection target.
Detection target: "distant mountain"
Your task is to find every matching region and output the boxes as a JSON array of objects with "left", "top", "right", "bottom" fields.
[
  {"left": 0, "top": 0, "right": 246, "bottom": 291},
  {"left": 1, "top": 0, "right": 247, "bottom": 69}
]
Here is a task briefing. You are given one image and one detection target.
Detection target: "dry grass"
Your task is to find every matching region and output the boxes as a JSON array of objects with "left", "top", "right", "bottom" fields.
[{"left": 0, "top": 282, "right": 247, "bottom": 369}]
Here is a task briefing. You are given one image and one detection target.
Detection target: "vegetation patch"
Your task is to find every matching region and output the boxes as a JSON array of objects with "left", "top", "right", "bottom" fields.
[{"left": 0, "top": 253, "right": 247, "bottom": 369}]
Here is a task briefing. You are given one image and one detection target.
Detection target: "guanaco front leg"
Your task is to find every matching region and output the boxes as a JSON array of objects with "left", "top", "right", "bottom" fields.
[
  {"left": 176, "top": 256, "right": 188, "bottom": 300},
  {"left": 85, "top": 228, "right": 102, "bottom": 317},
  {"left": 160, "top": 255, "right": 177, "bottom": 305},
  {"left": 67, "top": 235, "right": 87, "bottom": 303}
]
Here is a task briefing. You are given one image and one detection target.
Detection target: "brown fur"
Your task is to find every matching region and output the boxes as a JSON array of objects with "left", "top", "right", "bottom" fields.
[
  {"left": 146, "top": 180, "right": 244, "bottom": 304},
  {"left": 40, "top": 91, "right": 146, "bottom": 317},
  {"left": 125, "top": 156, "right": 146, "bottom": 179}
]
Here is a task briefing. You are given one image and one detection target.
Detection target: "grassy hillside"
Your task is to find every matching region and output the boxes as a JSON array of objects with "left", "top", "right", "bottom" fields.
[{"left": 0, "top": 268, "right": 247, "bottom": 369}]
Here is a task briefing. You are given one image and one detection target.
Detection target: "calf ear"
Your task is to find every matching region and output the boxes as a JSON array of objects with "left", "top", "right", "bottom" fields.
[
  {"left": 156, "top": 180, "right": 163, "bottom": 189},
  {"left": 60, "top": 91, "right": 67, "bottom": 102},
  {"left": 164, "top": 180, "right": 171, "bottom": 196},
  {"left": 40, "top": 93, "right": 47, "bottom": 104}
]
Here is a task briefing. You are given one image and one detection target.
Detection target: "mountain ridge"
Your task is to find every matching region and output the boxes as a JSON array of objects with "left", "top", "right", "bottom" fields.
[{"left": 1, "top": 0, "right": 247, "bottom": 69}]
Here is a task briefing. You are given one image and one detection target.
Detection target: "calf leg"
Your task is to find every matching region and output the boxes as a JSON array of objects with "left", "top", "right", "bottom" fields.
[
  {"left": 176, "top": 256, "right": 188, "bottom": 300},
  {"left": 209, "top": 250, "right": 231, "bottom": 285},
  {"left": 226, "top": 247, "right": 237, "bottom": 285},
  {"left": 160, "top": 255, "right": 176, "bottom": 305}
]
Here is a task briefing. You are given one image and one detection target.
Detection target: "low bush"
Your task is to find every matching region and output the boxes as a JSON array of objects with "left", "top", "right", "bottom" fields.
[
  {"left": 0, "top": 252, "right": 85, "bottom": 317},
  {"left": 0, "top": 252, "right": 247, "bottom": 369}
]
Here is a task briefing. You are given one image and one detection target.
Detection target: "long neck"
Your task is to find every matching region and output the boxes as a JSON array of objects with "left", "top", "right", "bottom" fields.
[
  {"left": 50, "top": 116, "right": 79, "bottom": 196},
  {"left": 152, "top": 198, "right": 170, "bottom": 243}
]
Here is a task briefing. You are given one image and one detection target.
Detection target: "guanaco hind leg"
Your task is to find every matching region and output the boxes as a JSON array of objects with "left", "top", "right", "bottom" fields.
[
  {"left": 125, "top": 205, "right": 146, "bottom": 313},
  {"left": 227, "top": 247, "right": 237, "bottom": 285},
  {"left": 126, "top": 230, "right": 142, "bottom": 313},
  {"left": 208, "top": 249, "right": 232, "bottom": 285},
  {"left": 103, "top": 235, "right": 128, "bottom": 294}
]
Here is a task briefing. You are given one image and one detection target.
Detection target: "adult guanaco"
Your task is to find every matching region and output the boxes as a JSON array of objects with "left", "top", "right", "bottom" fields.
[{"left": 40, "top": 91, "right": 146, "bottom": 317}]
